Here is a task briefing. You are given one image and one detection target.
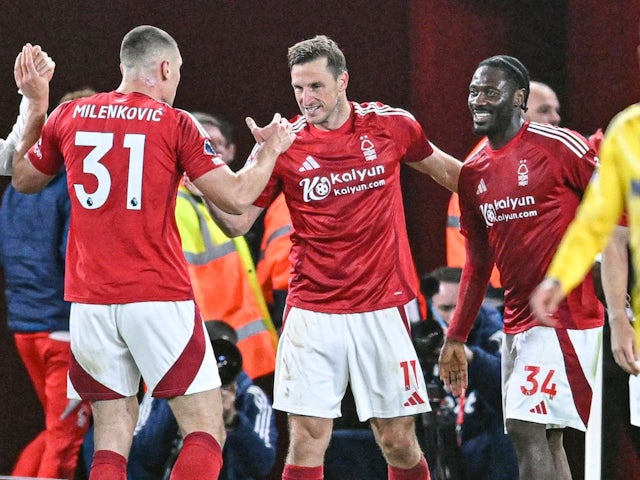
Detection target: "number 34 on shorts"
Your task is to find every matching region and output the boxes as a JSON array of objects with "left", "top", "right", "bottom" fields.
[{"left": 520, "top": 365, "right": 557, "bottom": 398}]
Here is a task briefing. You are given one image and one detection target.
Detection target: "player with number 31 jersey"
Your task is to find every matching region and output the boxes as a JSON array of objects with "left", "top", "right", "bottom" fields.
[{"left": 28, "top": 91, "right": 225, "bottom": 304}]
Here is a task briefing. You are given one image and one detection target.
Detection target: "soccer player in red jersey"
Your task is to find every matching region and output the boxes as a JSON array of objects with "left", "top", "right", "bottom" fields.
[
  {"left": 439, "top": 55, "right": 603, "bottom": 480},
  {"left": 11, "top": 27, "right": 294, "bottom": 480},
  {"left": 210, "top": 35, "right": 461, "bottom": 480}
]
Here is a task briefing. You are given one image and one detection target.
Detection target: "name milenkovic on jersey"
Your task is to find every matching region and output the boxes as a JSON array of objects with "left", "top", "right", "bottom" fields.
[{"left": 72, "top": 104, "right": 164, "bottom": 122}]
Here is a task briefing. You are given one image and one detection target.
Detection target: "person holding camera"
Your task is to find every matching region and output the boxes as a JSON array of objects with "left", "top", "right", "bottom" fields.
[{"left": 416, "top": 267, "right": 518, "bottom": 480}]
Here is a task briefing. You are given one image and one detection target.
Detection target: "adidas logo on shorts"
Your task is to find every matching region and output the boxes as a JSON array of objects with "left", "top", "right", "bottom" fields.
[
  {"left": 529, "top": 400, "right": 547, "bottom": 415},
  {"left": 403, "top": 391, "right": 426, "bottom": 407}
]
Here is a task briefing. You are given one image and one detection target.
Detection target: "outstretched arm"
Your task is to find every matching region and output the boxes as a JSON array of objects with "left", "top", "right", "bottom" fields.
[
  {"left": 183, "top": 174, "right": 264, "bottom": 237},
  {"left": 192, "top": 114, "right": 293, "bottom": 224},
  {"left": 195, "top": 114, "right": 290, "bottom": 236},
  {"left": 408, "top": 142, "right": 462, "bottom": 192}
]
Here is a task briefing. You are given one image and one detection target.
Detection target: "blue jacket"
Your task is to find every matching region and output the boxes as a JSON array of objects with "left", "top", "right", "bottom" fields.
[
  {"left": 221, "top": 372, "right": 278, "bottom": 479},
  {"left": 83, "top": 372, "right": 278, "bottom": 480},
  {"left": 0, "top": 173, "right": 71, "bottom": 332},
  {"left": 461, "top": 305, "right": 504, "bottom": 440}
]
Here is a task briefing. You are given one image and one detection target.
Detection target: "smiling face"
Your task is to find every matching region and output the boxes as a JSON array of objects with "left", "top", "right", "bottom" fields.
[
  {"left": 468, "top": 65, "right": 525, "bottom": 148},
  {"left": 290, "top": 57, "right": 350, "bottom": 131},
  {"left": 468, "top": 65, "right": 523, "bottom": 142}
]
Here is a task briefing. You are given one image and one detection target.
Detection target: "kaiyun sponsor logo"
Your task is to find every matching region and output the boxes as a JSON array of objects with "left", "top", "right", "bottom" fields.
[
  {"left": 299, "top": 165, "right": 386, "bottom": 202},
  {"left": 479, "top": 195, "right": 537, "bottom": 226}
]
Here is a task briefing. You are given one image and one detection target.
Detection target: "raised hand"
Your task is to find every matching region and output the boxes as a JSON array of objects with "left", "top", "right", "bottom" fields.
[
  {"left": 245, "top": 115, "right": 273, "bottom": 144},
  {"left": 262, "top": 116, "right": 295, "bottom": 154},
  {"left": 14, "top": 44, "right": 50, "bottom": 109},
  {"left": 246, "top": 113, "right": 295, "bottom": 147},
  {"left": 32, "top": 45, "right": 56, "bottom": 82}
]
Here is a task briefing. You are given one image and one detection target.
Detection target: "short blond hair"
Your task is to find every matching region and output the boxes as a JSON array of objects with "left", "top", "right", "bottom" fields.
[{"left": 58, "top": 87, "right": 97, "bottom": 105}]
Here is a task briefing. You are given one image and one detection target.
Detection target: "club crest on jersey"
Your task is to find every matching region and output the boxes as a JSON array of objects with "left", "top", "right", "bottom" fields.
[
  {"left": 518, "top": 159, "right": 529, "bottom": 186},
  {"left": 360, "top": 135, "right": 378, "bottom": 161}
]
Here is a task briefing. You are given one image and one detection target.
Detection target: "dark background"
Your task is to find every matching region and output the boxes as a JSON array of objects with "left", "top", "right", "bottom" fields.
[{"left": 1, "top": 0, "right": 639, "bottom": 477}]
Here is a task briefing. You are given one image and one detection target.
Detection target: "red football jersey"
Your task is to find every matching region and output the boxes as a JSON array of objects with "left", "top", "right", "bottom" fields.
[
  {"left": 28, "top": 91, "right": 225, "bottom": 304},
  {"left": 448, "top": 122, "right": 604, "bottom": 340},
  {"left": 254, "top": 101, "right": 433, "bottom": 313}
]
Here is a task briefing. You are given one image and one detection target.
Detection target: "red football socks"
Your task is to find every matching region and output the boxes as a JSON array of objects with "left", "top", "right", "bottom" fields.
[
  {"left": 170, "top": 431, "right": 223, "bottom": 480},
  {"left": 89, "top": 450, "right": 127, "bottom": 480},
  {"left": 282, "top": 464, "right": 324, "bottom": 479},
  {"left": 388, "top": 455, "right": 430, "bottom": 480}
]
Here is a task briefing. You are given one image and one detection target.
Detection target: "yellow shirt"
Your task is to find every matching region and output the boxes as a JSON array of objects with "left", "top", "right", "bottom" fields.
[{"left": 547, "top": 104, "right": 640, "bottom": 318}]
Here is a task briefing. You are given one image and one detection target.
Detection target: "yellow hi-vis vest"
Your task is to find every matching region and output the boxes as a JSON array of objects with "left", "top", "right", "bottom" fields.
[{"left": 176, "top": 188, "right": 277, "bottom": 379}]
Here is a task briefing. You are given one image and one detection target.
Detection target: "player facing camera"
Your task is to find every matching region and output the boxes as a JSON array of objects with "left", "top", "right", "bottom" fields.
[{"left": 212, "top": 338, "right": 243, "bottom": 387}]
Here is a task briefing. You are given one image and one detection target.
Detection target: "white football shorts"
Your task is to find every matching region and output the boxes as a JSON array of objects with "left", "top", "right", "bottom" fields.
[
  {"left": 68, "top": 300, "right": 220, "bottom": 401},
  {"left": 502, "top": 325, "right": 602, "bottom": 431},
  {"left": 273, "top": 303, "right": 430, "bottom": 421}
]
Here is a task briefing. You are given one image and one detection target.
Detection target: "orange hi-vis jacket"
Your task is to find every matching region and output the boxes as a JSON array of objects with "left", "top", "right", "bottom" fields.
[
  {"left": 176, "top": 187, "right": 277, "bottom": 379},
  {"left": 257, "top": 193, "right": 293, "bottom": 304}
]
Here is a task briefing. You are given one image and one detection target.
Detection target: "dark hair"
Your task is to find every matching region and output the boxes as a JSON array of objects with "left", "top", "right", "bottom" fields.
[
  {"left": 287, "top": 35, "right": 348, "bottom": 78},
  {"left": 478, "top": 55, "right": 530, "bottom": 111},
  {"left": 420, "top": 266, "right": 462, "bottom": 298},
  {"left": 191, "top": 112, "right": 234, "bottom": 146},
  {"left": 429, "top": 266, "right": 463, "bottom": 284},
  {"left": 205, "top": 319, "right": 239, "bottom": 345}
]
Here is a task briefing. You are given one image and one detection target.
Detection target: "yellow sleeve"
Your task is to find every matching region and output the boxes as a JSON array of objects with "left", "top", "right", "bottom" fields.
[{"left": 547, "top": 114, "right": 629, "bottom": 294}]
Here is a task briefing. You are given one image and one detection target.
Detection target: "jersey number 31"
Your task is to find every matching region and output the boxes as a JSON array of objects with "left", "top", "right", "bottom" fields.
[{"left": 74, "top": 131, "right": 145, "bottom": 210}]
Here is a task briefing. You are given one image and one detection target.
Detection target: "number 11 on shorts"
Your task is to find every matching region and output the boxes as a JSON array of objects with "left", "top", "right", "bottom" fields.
[{"left": 400, "top": 360, "right": 419, "bottom": 391}]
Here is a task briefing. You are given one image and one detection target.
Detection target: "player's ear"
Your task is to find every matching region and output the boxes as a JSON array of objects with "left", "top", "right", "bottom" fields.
[
  {"left": 161, "top": 59, "right": 170, "bottom": 80},
  {"left": 338, "top": 71, "right": 349, "bottom": 93},
  {"left": 514, "top": 88, "right": 525, "bottom": 109}
]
